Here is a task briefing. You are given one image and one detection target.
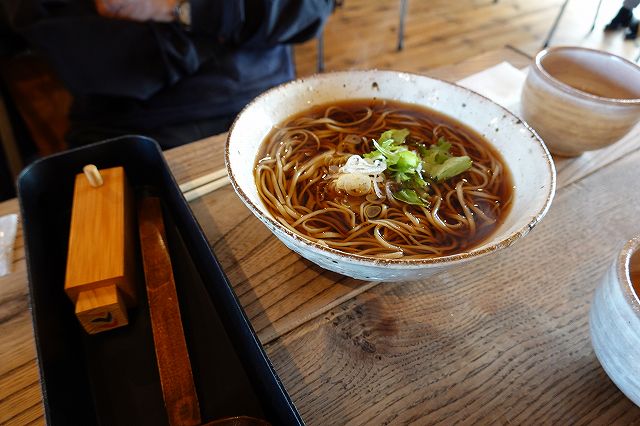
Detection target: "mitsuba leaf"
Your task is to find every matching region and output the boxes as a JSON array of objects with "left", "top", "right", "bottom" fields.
[
  {"left": 393, "top": 189, "right": 429, "bottom": 207},
  {"left": 425, "top": 156, "right": 473, "bottom": 182},
  {"left": 379, "top": 128, "right": 410, "bottom": 145},
  {"left": 421, "top": 137, "right": 472, "bottom": 181}
]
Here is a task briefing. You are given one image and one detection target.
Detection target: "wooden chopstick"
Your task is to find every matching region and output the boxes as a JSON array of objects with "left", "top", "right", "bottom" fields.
[
  {"left": 183, "top": 176, "right": 230, "bottom": 202},
  {"left": 138, "top": 196, "right": 202, "bottom": 426},
  {"left": 179, "top": 168, "right": 228, "bottom": 193},
  {"left": 180, "top": 168, "right": 230, "bottom": 202}
]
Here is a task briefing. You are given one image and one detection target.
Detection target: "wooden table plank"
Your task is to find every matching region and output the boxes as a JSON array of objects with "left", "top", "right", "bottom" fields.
[
  {"left": 0, "top": 313, "right": 43, "bottom": 425},
  {"left": 263, "top": 148, "right": 640, "bottom": 425},
  {"left": 164, "top": 133, "right": 227, "bottom": 185},
  {"left": 554, "top": 124, "right": 640, "bottom": 188},
  {"left": 425, "top": 45, "right": 530, "bottom": 81},
  {"left": 3, "top": 46, "right": 639, "bottom": 425},
  {"left": 0, "top": 197, "right": 41, "bottom": 426}
]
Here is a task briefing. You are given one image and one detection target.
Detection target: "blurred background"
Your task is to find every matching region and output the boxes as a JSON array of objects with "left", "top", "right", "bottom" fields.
[
  {"left": 0, "top": 0, "right": 636, "bottom": 201},
  {"left": 295, "top": 0, "right": 639, "bottom": 75}
]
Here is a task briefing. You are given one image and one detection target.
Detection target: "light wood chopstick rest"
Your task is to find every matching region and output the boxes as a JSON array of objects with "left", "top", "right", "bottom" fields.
[{"left": 64, "top": 166, "right": 137, "bottom": 334}]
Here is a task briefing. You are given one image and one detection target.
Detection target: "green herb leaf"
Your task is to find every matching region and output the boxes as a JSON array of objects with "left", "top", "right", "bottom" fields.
[
  {"left": 379, "top": 128, "right": 410, "bottom": 145},
  {"left": 393, "top": 189, "right": 429, "bottom": 207},
  {"left": 422, "top": 138, "right": 452, "bottom": 164},
  {"left": 411, "top": 173, "right": 428, "bottom": 190},
  {"left": 426, "top": 156, "right": 473, "bottom": 181},
  {"left": 365, "top": 129, "right": 423, "bottom": 183},
  {"left": 373, "top": 139, "right": 400, "bottom": 158},
  {"left": 389, "top": 150, "right": 421, "bottom": 182},
  {"left": 363, "top": 131, "right": 471, "bottom": 206},
  {"left": 421, "top": 137, "right": 472, "bottom": 181}
]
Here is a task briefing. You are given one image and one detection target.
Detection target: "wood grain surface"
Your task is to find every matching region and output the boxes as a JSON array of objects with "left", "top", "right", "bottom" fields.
[
  {"left": 139, "top": 196, "right": 201, "bottom": 426},
  {"left": 2, "top": 46, "right": 640, "bottom": 425},
  {"left": 65, "top": 168, "right": 128, "bottom": 295},
  {"left": 64, "top": 167, "right": 137, "bottom": 335},
  {"left": 295, "top": 0, "right": 639, "bottom": 78},
  {"left": 263, "top": 146, "right": 640, "bottom": 425}
]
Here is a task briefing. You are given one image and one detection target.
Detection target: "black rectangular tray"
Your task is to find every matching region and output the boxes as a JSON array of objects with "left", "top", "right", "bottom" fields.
[{"left": 17, "top": 136, "right": 302, "bottom": 425}]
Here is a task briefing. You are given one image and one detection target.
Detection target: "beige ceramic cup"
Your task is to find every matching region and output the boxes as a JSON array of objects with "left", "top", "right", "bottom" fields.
[
  {"left": 590, "top": 236, "right": 640, "bottom": 406},
  {"left": 521, "top": 46, "right": 640, "bottom": 157}
]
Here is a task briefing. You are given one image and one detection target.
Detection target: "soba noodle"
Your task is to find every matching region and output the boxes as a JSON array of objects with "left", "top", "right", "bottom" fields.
[{"left": 255, "top": 99, "right": 513, "bottom": 259}]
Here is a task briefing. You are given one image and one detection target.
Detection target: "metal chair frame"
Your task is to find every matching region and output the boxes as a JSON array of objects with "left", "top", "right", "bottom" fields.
[
  {"left": 543, "top": 0, "right": 604, "bottom": 48},
  {"left": 542, "top": 0, "right": 640, "bottom": 62},
  {"left": 319, "top": 0, "right": 635, "bottom": 72}
]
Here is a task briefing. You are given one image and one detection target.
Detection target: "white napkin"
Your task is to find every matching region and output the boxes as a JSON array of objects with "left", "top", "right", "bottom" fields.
[
  {"left": 457, "top": 62, "right": 527, "bottom": 115},
  {"left": 0, "top": 214, "right": 18, "bottom": 277}
]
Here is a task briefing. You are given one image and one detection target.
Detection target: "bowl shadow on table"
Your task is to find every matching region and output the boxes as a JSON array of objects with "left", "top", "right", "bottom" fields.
[
  {"left": 185, "top": 194, "right": 388, "bottom": 414},
  {"left": 185, "top": 165, "right": 640, "bottom": 421},
  {"left": 232, "top": 202, "right": 640, "bottom": 423},
  {"left": 186, "top": 190, "right": 374, "bottom": 339}
]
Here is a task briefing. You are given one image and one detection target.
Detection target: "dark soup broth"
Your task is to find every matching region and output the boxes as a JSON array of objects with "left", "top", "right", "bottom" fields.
[
  {"left": 254, "top": 99, "right": 514, "bottom": 259},
  {"left": 631, "top": 249, "right": 640, "bottom": 299}
]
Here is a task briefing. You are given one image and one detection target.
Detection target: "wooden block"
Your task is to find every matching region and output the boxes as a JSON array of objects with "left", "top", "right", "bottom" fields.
[
  {"left": 64, "top": 166, "right": 136, "bottom": 334},
  {"left": 75, "top": 285, "right": 128, "bottom": 334}
]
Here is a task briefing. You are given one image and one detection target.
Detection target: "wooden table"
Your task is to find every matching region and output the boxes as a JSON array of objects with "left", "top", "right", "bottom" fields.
[{"left": 2, "top": 46, "right": 640, "bottom": 425}]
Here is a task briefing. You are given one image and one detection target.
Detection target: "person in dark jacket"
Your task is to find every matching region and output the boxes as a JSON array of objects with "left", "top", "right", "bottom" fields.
[
  {"left": 605, "top": 0, "right": 639, "bottom": 40},
  {"left": 2, "top": 0, "right": 334, "bottom": 148}
]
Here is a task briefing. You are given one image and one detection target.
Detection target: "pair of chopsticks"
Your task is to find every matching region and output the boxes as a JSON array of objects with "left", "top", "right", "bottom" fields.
[{"left": 179, "top": 168, "right": 230, "bottom": 202}]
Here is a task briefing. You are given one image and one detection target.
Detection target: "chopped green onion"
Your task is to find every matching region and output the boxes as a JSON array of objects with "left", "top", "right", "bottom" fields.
[
  {"left": 364, "top": 130, "right": 472, "bottom": 207},
  {"left": 365, "top": 129, "right": 422, "bottom": 183}
]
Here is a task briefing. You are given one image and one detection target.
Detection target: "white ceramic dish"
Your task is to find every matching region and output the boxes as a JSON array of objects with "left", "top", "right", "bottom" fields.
[
  {"left": 590, "top": 236, "right": 640, "bottom": 406},
  {"left": 226, "top": 70, "right": 556, "bottom": 282},
  {"left": 521, "top": 46, "right": 640, "bottom": 157}
]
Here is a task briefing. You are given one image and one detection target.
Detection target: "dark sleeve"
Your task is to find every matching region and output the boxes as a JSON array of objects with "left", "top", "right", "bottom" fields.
[
  {"left": 189, "top": 0, "right": 335, "bottom": 46},
  {"left": 22, "top": 17, "right": 200, "bottom": 99},
  {"left": 1, "top": 0, "right": 334, "bottom": 99}
]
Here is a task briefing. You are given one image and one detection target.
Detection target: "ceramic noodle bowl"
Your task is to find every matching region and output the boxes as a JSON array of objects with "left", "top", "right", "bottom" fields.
[
  {"left": 226, "top": 70, "right": 556, "bottom": 282},
  {"left": 590, "top": 236, "right": 640, "bottom": 406},
  {"left": 521, "top": 46, "right": 640, "bottom": 157}
]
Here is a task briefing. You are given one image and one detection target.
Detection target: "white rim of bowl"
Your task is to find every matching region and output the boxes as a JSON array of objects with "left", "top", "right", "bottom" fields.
[
  {"left": 617, "top": 235, "right": 640, "bottom": 310},
  {"left": 226, "top": 69, "right": 557, "bottom": 267},
  {"left": 534, "top": 46, "right": 640, "bottom": 105}
]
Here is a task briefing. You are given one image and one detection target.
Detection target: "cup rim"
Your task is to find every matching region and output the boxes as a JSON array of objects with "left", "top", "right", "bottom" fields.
[
  {"left": 616, "top": 235, "right": 640, "bottom": 309},
  {"left": 534, "top": 46, "right": 640, "bottom": 105}
]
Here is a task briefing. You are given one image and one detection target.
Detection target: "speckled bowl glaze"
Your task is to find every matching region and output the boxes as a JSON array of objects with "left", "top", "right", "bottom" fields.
[
  {"left": 226, "top": 70, "right": 556, "bottom": 282},
  {"left": 521, "top": 46, "right": 640, "bottom": 157},
  {"left": 590, "top": 236, "right": 640, "bottom": 406}
]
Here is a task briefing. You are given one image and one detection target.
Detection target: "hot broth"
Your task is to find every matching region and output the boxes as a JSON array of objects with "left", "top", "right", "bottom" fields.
[{"left": 254, "top": 99, "right": 514, "bottom": 259}]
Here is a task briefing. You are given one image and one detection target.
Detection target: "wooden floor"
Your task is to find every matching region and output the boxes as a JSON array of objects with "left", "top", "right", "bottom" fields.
[{"left": 294, "top": 0, "right": 639, "bottom": 77}]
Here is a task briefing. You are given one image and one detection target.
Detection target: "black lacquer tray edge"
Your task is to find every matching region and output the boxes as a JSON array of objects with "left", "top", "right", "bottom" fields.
[{"left": 17, "top": 136, "right": 303, "bottom": 425}]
